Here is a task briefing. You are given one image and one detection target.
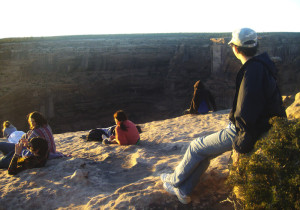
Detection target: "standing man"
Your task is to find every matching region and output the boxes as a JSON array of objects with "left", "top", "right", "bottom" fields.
[{"left": 160, "top": 28, "right": 286, "bottom": 204}]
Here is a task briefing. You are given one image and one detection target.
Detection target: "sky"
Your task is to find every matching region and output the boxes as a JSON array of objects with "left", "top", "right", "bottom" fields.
[{"left": 1, "top": 0, "right": 300, "bottom": 39}]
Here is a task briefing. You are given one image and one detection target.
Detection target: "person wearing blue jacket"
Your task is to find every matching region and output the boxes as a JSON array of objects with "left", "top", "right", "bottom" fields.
[{"left": 160, "top": 28, "right": 286, "bottom": 204}]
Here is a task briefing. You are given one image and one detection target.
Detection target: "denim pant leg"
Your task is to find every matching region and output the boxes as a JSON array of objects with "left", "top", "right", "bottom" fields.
[
  {"left": 0, "top": 142, "right": 15, "bottom": 155},
  {"left": 0, "top": 142, "right": 15, "bottom": 169},
  {"left": 169, "top": 123, "right": 237, "bottom": 195},
  {"left": 178, "top": 157, "right": 211, "bottom": 195}
]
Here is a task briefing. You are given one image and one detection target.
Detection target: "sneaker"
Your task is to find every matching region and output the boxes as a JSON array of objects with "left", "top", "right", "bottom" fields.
[
  {"left": 173, "top": 187, "right": 191, "bottom": 204},
  {"left": 163, "top": 182, "right": 191, "bottom": 204},
  {"left": 163, "top": 182, "right": 176, "bottom": 195},
  {"left": 160, "top": 173, "right": 171, "bottom": 183},
  {"left": 102, "top": 134, "right": 108, "bottom": 140}
]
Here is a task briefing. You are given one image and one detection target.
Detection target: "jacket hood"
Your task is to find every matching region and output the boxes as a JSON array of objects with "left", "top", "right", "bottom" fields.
[{"left": 251, "top": 52, "right": 278, "bottom": 78}]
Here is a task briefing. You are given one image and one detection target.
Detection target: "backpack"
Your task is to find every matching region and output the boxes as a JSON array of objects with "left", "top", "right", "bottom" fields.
[{"left": 87, "top": 129, "right": 107, "bottom": 142}]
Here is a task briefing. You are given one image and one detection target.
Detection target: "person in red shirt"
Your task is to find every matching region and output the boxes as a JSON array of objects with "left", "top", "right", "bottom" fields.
[{"left": 103, "top": 110, "right": 140, "bottom": 145}]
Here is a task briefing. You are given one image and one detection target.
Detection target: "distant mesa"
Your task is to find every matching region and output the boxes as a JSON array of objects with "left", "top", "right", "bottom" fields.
[{"left": 0, "top": 33, "right": 299, "bottom": 133}]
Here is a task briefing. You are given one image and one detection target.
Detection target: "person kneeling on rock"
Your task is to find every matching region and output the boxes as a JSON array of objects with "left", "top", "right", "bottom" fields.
[{"left": 103, "top": 110, "right": 140, "bottom": 145}]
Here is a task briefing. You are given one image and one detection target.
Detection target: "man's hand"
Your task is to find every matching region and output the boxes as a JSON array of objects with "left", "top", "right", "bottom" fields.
[{"left": 232, "top": 149, "right": 240, "bottom": 166}]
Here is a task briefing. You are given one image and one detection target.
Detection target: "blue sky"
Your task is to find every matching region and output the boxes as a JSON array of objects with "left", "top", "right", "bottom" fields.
[{"left": 1, "top": 0, "right": 300, "bottom": 39}]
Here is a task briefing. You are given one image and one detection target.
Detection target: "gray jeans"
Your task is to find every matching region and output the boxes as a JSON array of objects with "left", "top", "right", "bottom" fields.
[{"left": 168, "top": 122, "right": 236, "bottom": 195}]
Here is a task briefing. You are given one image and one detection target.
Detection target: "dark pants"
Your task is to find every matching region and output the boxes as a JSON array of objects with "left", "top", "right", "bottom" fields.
[{"left": 0, "top": 142, "right": 15, "bottom": 169}]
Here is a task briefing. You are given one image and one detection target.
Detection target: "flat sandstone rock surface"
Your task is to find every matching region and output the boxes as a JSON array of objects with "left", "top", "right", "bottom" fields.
[{"left": 0, "top": 109, "right": 235, "bottom": 209}]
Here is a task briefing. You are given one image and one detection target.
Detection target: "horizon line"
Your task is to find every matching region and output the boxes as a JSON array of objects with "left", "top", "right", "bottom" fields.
[{"left": 1, "top": 31, "right": 300, "bottom": 41}]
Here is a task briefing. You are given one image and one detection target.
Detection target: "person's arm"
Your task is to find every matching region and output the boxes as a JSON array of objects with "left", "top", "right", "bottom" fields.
[
  {"left": 8, "top": 146, "right": 41, "bottom": 175},
  {"left": 19, "top": 138, "right": 29, "bottom": 147},
  {"left": 3, "top": 130, "right": 7, "bottom": 138},
  {"left": 114, "top": 127, "right": 128, "bottom": 145},
  {"left": 19, "top": 130, "right": 35, "bottom": 143},
  {"left": 107, "top": 135, "right": 117, "bottom": 144},
  {"left": 233, "top": 63, "right": 266, "bottom": 154},
  {"left": 8, "top": 142, "right": 25, "bottom": 175}
]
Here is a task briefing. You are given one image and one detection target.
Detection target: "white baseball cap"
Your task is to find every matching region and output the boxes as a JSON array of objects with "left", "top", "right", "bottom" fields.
[{"left": 228, "top": 28, "right": 257, "bottom": 48}]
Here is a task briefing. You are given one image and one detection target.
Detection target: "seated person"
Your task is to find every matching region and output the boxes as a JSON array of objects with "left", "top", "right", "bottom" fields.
[
  {"left": 160, "top": 28, "right": 287, "bottom": 204},
  {"left": 85, "top": 125, "right": 142, "bottom": 142},
  {"left": 0, "top": 137, "right": 49, "bottom": 175},
  {"left": 2, "top": 121, "right": 17, "bottom": 138},
  {"left": 184, "top": 80, "right": 216, "bottom": 114},
  {"left": 2, "top": 121, "right": 25, "bottom": 144},
  {"left": 19, "top": 111, "right": 63, "bottom": 159},
  {"left": 103, "top": 110, "right": 140, "bottom": 145}
]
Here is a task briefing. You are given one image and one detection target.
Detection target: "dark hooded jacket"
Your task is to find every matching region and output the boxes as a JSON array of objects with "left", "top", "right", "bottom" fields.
[
  {"left": 229, "top": 52, "right": 286, "bottom": 154},
  {"left": 189, "top": 80, "right": 216, "bottom": 114}
]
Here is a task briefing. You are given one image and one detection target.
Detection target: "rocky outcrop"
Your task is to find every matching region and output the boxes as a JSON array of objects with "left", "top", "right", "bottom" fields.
[
  {"left": 0, "top": 109, "right": 234, "bottom": 209},
  {"left": 0, "top": 33, "right": 299, "bottom": 133},
  {"left": 286, "top": 92, "right": 300, "bottom": 119},
  {"left": 0, "top": 96, "right": 298, "bottom": 209}
]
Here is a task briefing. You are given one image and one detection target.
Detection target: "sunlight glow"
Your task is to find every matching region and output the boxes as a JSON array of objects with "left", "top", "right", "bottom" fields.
[{"left": 1, "top": 0, "right": 300, "bottom": 39}]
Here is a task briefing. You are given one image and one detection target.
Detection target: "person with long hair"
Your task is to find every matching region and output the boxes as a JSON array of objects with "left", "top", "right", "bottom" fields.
[
  {"left": 19, "top": 111, "right": 56, "bottom": 156},
  {"left": 103, "top": 110, "right": 140, "bottom": 145},
  {"left": 184, "top": 80, "right": 216, "bottom": 114}
]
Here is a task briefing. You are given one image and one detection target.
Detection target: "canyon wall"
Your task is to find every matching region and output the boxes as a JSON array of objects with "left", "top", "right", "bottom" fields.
[{"left": 0, "top": 33, "right": 299, "bottom": 133}]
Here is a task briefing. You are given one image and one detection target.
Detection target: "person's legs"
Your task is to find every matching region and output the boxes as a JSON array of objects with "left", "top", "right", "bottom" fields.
[
  {"left": 178, "top": 157, "right": 211, "bottom": 195},
  {"left": 0, "top": 142, "right": 15, "bottom": 155},
  {"left": 108, "top": 125, "right": 116, "bottom": 136},
  {"left": 166, "top": 123, "right": 236, "bottom": 194},
  {"left": 0, "top": 151, "right": 14, "bottom": 169},
  {"left": 0, "top": 142, "right": 15, "bottom": 169}
]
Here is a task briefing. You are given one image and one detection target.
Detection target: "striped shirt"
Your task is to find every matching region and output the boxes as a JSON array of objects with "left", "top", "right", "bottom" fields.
[{"left": 25, "top": 124, "right": 56, "bottom": 153}]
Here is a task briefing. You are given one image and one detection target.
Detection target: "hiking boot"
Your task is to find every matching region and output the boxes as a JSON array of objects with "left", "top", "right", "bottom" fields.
[{"left": 163, "top": 182, "right": 191, "bottom": 204}]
